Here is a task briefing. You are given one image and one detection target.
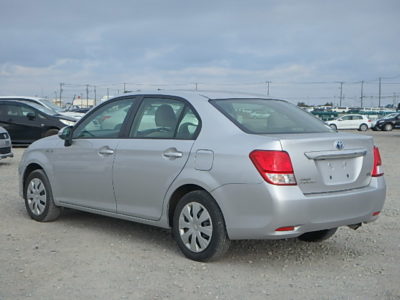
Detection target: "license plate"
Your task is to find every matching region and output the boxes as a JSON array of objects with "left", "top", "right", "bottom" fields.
[{"left": 316, "top": 158, "right": 359, "bottom": 185}]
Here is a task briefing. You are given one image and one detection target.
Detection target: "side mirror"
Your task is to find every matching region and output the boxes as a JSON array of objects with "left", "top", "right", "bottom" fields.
[
  {"left": 26, "top": 112, "right": 36, "bottom": 120},
  {"left": 58, "top": 126, "right": 73, "bottom": 147}
]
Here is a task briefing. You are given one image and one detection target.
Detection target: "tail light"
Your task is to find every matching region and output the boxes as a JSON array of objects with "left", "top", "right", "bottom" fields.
[
  {"left": 249, "top": 150, "right": 296, "bottom": 185},
  {"left": 372, "top": 146, "right": 383, "bottom": 177}
]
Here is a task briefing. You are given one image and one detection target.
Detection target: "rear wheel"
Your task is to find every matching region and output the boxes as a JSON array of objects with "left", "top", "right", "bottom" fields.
[
  {"left": 384, "top": 123, "right": 393, "bottom": 131},
  {"left": 329, "top": 124, "right": 337, "bottom": 130},
  {"left": 298, "top": 228, "right": 337, "bottom": 242},
  {"left": 172, "top": 190, "right": 230, "bottom": 261},
  {"left": 358, "top": 124, "right": 368, "bottom": 131},
  {"left": 24, "top": 170, "right": 61, "bottom": 222}
]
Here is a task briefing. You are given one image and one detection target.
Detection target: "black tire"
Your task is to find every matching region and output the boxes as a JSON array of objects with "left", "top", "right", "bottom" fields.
[
  {"left": 298, "top": 228, "right": 337, "bottom": 242},
  {"left": 24, "top": 169, "right": 61, "bottom": 222},
  {"left": 172, "top": 190, "right": 230, "bottom": 262},
  {"left": 329, "top": 124, "right": 337, "bottom": 131},
  {"left": 44, "top": 128, "right": 59, "bottom": 137},
  {"left": 358, "top": 124, "right": 368, "bottom": 131},
  {"left": 384, "top": 123, "right": 393, "bottom": 131}
]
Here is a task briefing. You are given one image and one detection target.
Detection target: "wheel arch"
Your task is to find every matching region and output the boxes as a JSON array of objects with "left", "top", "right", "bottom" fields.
[
  {"left": 22, "top": 163, "right": 44, "bottom": 196},
  {"left": 168, "top": 184, "right": 219, "bottom": 228}
]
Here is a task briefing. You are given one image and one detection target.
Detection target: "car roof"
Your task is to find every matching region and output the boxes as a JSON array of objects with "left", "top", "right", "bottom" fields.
[
  {"left": 0, "top": 99, "right": 49, "bottom": 111},
  {"left": 113, "top": 90, "right": 284, "bottom": 102},
  {"left": 0, "top": 96, "right": 46, "bottom": 101}
]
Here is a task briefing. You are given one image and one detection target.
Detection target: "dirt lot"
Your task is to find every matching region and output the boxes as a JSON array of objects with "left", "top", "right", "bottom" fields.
[{"left": 0, "top": 131, "right": 399, "bottom": 300}]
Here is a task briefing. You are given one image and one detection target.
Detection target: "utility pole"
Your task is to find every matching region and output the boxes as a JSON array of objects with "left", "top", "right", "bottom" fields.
[
  {"left": 107, "top": 88, "right": 110, "bottom": 100},
  {"left": 378, "top": 77, "right": 382, "bottom": 108},
  {"left": 394, "top": 93, "right": 398, "bottom": 107},
  {"left": 360, "top": 81, "right": 364, "bottom": 108},
  {"left": 59, "top": 83, "right": 64, "bottom": 104},
  {"left": 195, "top": 82, "right": 198, "bottom": 91},
  {"left": 266, "top": 81, "right": 270, "bottom": 97},
  {"left": 339, "top": 82, "right": 344, "bottom": 107},
  {"left": 86, "top": 84, "right": 89, "bottom": 108},
  {"left": 123, "top": 83, "right": 126, "bottom": 93},
  {"left": 94, "top": 85, "right": 97, "bottom": 106}
]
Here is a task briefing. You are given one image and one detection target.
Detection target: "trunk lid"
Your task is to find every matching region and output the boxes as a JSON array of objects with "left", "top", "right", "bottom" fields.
[{"left": 278, "top": 133, "right": 374, "bottom": 194}]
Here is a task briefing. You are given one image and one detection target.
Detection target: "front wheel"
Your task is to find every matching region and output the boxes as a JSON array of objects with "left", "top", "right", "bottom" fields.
[
  {"left": 44, "top": 128, "right": 59, "bottom": 137},
  {"left": 172, "top": 190, "right": 230, "bottom": 261},
  {"left": 358, "top": 124, "right": 368, "bottom": 131},
  {"left": 329, "top": 124, "right": 337, "bottom": 131},
  {"left": 298, "top": 228, "right": 337, "bottom": 242},
  {"left": 24, "top": 169, "right": 61, "bottom": 222},
  {"left": 384, "top": 123, "right": 393, "bottom": 131}
]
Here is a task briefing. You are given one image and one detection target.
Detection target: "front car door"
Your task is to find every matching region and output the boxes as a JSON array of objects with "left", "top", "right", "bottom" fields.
[
  {"left": 0, "top": 103, "right": 42, "bottom": 143},
  {"left": 113, "top": 96, "right": 201, "bottom": 220},
  {"left": 51, "top": 97, "right": 137, "bottom": 212}
]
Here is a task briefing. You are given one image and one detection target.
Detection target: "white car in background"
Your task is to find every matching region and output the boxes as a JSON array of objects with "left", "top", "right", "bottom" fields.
[
  {"left": 0, "top": 96, "right": 84, "bottom": 120},
  {"left": 326, "top": 114, "right": 371, "bottom": 131},
  {"left": 0, "top": 126, "right": 13, "bottom": 159}
]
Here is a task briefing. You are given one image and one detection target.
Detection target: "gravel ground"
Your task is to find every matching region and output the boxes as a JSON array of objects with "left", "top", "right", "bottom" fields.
[{"left": 0, "top": 131, "right": 399, "bottom": 300}]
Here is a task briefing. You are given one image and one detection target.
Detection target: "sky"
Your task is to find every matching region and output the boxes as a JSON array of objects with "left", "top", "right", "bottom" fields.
[{"left": 0, "top": 0, "right": 399, "bottom": 106}]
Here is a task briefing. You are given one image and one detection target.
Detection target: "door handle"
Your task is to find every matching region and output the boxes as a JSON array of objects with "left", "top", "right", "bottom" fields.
[
  {"left": 98, "top": 147, "right": 114, "bottom": 156},
  {"left": 163, "top": 148, "right": 183, "bottom": 159}
]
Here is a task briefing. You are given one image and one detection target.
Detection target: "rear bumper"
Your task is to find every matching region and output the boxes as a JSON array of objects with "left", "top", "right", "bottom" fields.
[{"left": 211, "top": 177, "right": 386, "bottom": 240}]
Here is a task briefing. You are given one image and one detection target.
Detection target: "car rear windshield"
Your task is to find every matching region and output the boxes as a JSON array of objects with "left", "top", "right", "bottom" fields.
[{"left": 210, "top": 98, "right": 331, "bottom": 134}]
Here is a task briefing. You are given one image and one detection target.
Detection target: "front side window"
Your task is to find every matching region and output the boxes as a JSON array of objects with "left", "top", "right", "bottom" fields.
[
  {"left": 73, "top": 98, "right": 134, "bottom": 139},
  {"left": 211, "top": 99, "right": 331, "bottom": 134},
  {"left": 130, "top": 98, "right": 186, "bottom": 139},
  {"left": 20, "top": 105, "right": 36, "bottom": 117}
]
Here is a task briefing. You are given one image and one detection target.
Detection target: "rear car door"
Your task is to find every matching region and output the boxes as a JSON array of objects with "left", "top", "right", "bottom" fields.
[
  {"left": 113, "top": 96, "right": 201, "bottom": 220},
  {"left": 51, "top": 97, "right": 137, "bottom": 211}
]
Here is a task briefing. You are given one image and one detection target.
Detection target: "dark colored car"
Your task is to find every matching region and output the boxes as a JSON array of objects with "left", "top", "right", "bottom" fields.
[
  {"left": 372, "top": 113, "right": 400, "bottom": 131},
  {"left": 0, "top": 100, "right": 76, "bottom": 144}
]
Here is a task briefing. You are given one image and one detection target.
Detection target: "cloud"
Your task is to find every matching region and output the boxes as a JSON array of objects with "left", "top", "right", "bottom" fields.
[{"left": 0, "top": 0, "right": 399, "bottom": 105}]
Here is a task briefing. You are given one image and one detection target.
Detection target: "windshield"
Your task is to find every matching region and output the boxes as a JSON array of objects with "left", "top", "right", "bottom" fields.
[
  {"left": 211, "top": 99, "right": 332, "bottom": 134},
  {"left": 27, "top": 102, "right": 58, "bottom": 116},
  {"left": 40, "top": 99, "right": 63, "bottom": 112},
  {"left": 383, "top": 113, "right": 398, "bottom": 119}
]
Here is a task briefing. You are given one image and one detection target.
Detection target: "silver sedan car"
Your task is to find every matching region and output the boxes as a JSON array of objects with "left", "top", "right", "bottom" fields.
[
  {"left": 19, "top": 92, "right": 386, "bottom": 261},
  {"left": 0, "top": 126, "right": 13, "bottom": 159}
]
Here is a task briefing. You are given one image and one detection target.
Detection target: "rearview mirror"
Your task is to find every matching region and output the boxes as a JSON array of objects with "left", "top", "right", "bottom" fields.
[{"left": 58, "top": 126, "right": 73, "bottom": 147}]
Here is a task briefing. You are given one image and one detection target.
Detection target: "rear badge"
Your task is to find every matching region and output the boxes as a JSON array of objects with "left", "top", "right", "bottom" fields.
[{"left": 335, "top": 140, "right": 344, "bottom": 150}]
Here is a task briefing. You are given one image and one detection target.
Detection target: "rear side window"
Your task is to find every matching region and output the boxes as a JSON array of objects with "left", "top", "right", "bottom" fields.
[{"left": 211, "top": 99, "right": 331, "bottom": 134}]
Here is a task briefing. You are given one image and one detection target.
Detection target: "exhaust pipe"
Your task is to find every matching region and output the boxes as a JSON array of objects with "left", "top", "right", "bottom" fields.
[{"left": 348, "top": 223, "right": 362, "bottom": 230}]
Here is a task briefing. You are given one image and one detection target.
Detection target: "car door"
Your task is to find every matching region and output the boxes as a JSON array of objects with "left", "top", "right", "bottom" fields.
[
  {"left": 337, "top": 115, "right": 352, "bottom": 129},
  {"left": 395, "top": 114, "right": 400, "bottom": 128},
  {"left": 0, "top": 103, "right": 42, "bottom": 142},
  {"left": 51, "top": 97, "right": 137, "bottom": 212},
  {"left": 113, "top": 96, "right": 201, "bottom": 220}
]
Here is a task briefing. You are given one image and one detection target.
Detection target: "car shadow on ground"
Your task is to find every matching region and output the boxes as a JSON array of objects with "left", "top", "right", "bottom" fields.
[{"left": 55, "top": 209, "right": 365, "bottom": 264}]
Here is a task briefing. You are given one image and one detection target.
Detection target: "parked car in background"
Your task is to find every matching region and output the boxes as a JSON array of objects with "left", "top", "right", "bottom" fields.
[
  {"left": 64, "top": 104, "right": 92, "bottom": 114},
  {"left": 19, "top": 92, "right": 386, "bottom": 261},
  {"left": 326, "top": 114, "right": 371, "bottom": 131},
  {"left": 0, "top": 96, "right": 84, "bottom": 120},
  {"left": 0, "top": 100, "right": 76, "bottom": 144},
  {"left": 0, "top": 126, "right": 13, "bottom": 159},
  {"left": 372, "top": 113, "right": 400, "bottom": 131}
]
